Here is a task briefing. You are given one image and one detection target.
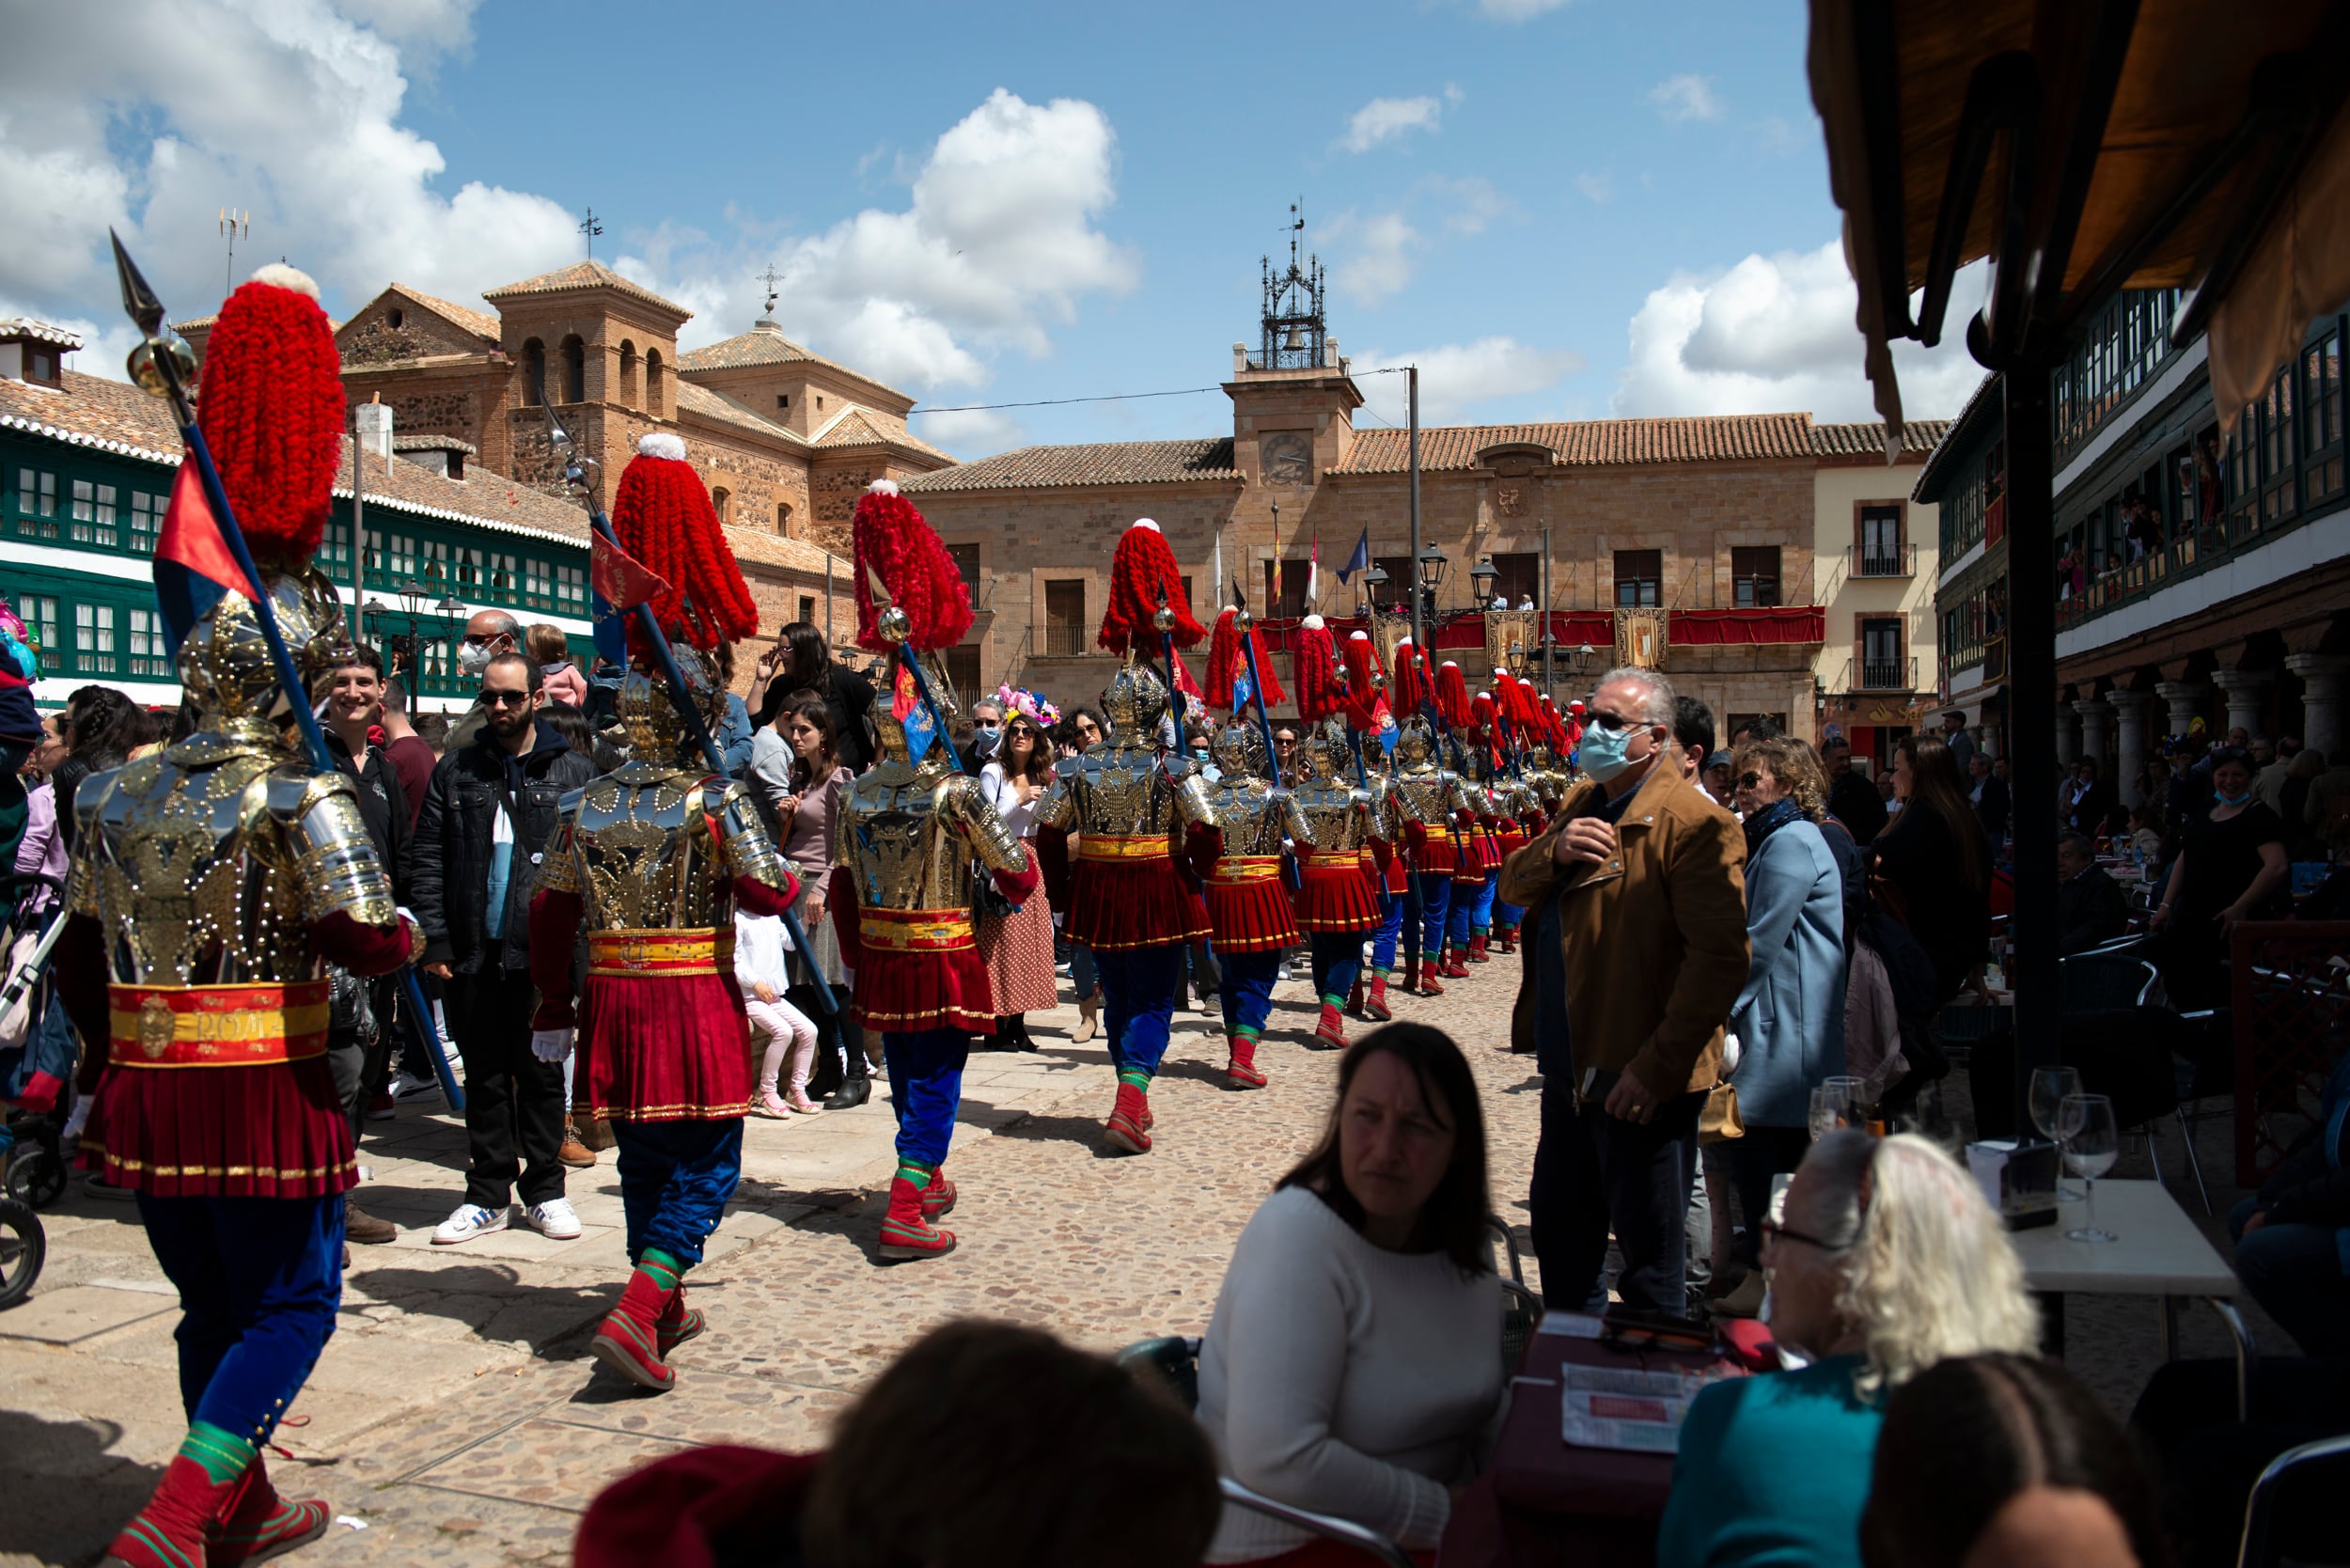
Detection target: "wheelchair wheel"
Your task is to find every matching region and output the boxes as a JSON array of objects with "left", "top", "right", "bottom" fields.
[
  {"left": 6, "top": 1143, "right": 65, "bottom": 1210},
  {"left": 0, "top": 1196, "right": 44, "bottom": 1310}
]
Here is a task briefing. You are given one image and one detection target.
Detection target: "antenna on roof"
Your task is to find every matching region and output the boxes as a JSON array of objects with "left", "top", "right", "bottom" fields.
[{"left": 218, "top": 208, "right": 249, "bottom": 298}]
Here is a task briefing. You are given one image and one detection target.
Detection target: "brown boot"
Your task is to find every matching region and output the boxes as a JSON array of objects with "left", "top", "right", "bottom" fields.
[
  {"left": 558, "top": 1132, "right": 598, "bottom": 1167},
  {"left": 1072, "top": 994, "right": 1100, "bottom": 1043},
  {"left": 343, "top": 1201, "right": 399, "bottom": 1246}
]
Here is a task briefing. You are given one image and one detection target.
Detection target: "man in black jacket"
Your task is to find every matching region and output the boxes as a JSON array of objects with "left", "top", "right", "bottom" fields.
[
  {"left": 2056, "top": 832, "right": 2129, "bottom": 954},
  {"left": 1823, "top": 739, "right": 1888, "bottom": 844},
  {"left": 1969, "top": 750, "right": 2012, "bottom": 856},
  {"left": 412, "top": 653, "right": 599, "bottom": 1247}
]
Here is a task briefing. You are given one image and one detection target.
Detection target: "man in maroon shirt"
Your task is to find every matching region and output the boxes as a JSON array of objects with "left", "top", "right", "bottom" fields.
[{"left": 379, "top": 676, "right": 436, "bottom": 830}]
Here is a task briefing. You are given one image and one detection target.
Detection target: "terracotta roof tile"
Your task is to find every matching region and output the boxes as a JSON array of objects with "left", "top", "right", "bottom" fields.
[
  {"left": 384, "top": 283, "right": 500, "bottom": 343},
  {"left": 901, "top": 437, "right": 1240, "bottom": 494},
  {"left": 0, "top": 368, "right": 183, "bottom": 460},
  {"left": 679, "top": 321, "right": 827, "bottom": 372},
  {"left": 1810, "top": 418, "right": 1951, "bottom": 457},
  {"left": 674, "top": 381, "right": 807, "bottom": 447},
  {"left": 1338, "top": 414, "right": 1819, "bottom": 473},
  {"left": 481, "top": 260, "right": 689, "bottom": 319},
  {"left": 724, "top": 525, "right": 844, "bottom": 576},
  {"left": 0, "top": 319, "right": 86, "bottom": 350}
]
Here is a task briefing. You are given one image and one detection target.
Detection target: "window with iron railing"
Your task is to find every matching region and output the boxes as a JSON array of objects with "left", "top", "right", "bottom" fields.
[
  {"left": 1042, "top": 579, "right": 1087, "bottom": 655},
  {"left": 1856, "top": 506, "right": 1905, "bottom": 575},
  {"left": 947, "top": 543, "right": 981, "bottom": 610}
]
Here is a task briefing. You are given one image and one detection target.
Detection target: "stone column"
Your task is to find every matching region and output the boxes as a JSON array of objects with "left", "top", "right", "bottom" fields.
[
  {"left": 2107, "top": 690, "right": 2153, "bottom": 808},
  {"left": 2211, "top": 668, "right": 2273, "bottom": 741},
  {"left": 2074, "top": 698, "right": 2111, "bottom": 768},
  {"left": 2155, "top": 680, "right": 2209, "bottom": 742},
  {"left": 2055, "top": 704, "right": 2081, "bottom": 767},
  {"left": 2285, "top": 652, "right": 2350, "bottom": 759}
]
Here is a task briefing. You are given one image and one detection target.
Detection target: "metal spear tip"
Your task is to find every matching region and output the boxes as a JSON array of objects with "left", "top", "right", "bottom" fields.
[
  {"left": 109, "top": 229, "right": 166, "bottom": 337},
  {"left": 1152, "top": 604, "right": 1176, "bottom": 633}
]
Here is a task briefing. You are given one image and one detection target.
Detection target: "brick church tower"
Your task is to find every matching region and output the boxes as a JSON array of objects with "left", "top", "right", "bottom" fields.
[{"left": 480, "top": 260, "right": 694, "bottom": 499}]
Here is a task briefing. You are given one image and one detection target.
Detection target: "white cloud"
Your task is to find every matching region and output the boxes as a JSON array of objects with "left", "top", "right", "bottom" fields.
[
  {"left": 0, "top": 11, "right": 1133, "bottom": 400},
  {"left": 1326, "top": 212, "right": 1423, "bottom": 306},
  {"left": 1648, "top": 74, "right": 1723, "bottom": 124},
  {"left": 1573, "top": 172, "right": 1613, "bottom": 203},
  {"left": 1472, "top": 0, "right": 1574, "bottom": 19},
  {"left": 909, "top": 405, "right": 1025, "bottom": 458},
  {"left": 1611, "top": 240, "right": 1989, "bottom": 423},
  {"left": 1338, "top": 94, "right": 1449, "bottom": 154},
  {"left": 1352, "top": 337, "right": 1588, "bottom": 427}
]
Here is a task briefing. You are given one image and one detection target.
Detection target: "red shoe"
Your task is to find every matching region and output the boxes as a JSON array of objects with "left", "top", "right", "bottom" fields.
[
  {"left": 1498, "top": 928, "right": 1518, "bottom": 954},
  {"left": 212, "top": 1453, "right": 329, "bottom": 1567},
  {"left": 101, "top": 1455, "right": 233, "bottom": 1568},
  {"left": 1105, "top": 1081, "right": 1153, "bottom": 1153},
  {"left": 656, "top": 1286, "right": 706, "bottom": 1359},
  {"left": 1467, "top": 934, "right": 1492, "bottom": 964},
  {"left": 1440, "top": 947, "right": 1471, "bottom": 979},
  {"left": 879, "top": 1174, "right": 958, "bottom": 1260},
  {"left": 590, "top": 1268, "right": 678, "bottom": 1391},
  {"left": 1416, "top": 959, "right": 1446, "bottom": 996},
  {"left": 1226, "top": 1035, "right": 1267, "bottom": 1090},
  {"left": 920, "top": 1168, "right": 958, "bottom": 1222},
  {"left": 1365, "top": 975, "right": 1393, "bottom": 1021},
  {"left": 1346, "top": 977, "right": 1366, "bottom": 1016},
  {"left": 1314, "top": 1003, "right": 1348, "bottom": 1050}
]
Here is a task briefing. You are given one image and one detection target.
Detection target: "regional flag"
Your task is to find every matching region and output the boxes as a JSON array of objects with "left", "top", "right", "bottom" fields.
[
  {"left": 1336, "top": 526, "right": 1371, "bottom": 585},
  {"left": 154, "top": 459, "right": 251, "bottom": 658},
  {"left": 590, "top": 527, "right": 671, "bottom": 666}
]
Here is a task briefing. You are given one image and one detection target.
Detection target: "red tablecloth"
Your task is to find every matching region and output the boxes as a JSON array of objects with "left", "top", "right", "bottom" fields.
[{"left": 1439, "top": 1327, "right": 1746, "bottom": 1568}]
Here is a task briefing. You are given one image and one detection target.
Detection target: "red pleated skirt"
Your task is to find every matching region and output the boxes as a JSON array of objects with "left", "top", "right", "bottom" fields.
[
  {"left": 1294, "top": 853, "right": 1382, "bottom": 933},
  {"left": 83, "top": 1057, "right": 355, "bottom": 1200},
  {"left": 578, "top": 972, "right": 753, "bottom": 1122},
  {"left": 1412, "top": 824, "right": 1459, "bottom": 875},
  {"left": 1066, "top": 842, "right": 1210, "bottom": 950},
  {"left": 853, "top": 907, "right": 997, "bottom": 1033},
  {"left": 1206, "top": 857, "right": 1301, "bottom": 950}
]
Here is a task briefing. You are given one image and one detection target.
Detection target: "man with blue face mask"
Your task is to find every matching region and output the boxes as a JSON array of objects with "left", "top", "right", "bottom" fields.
[
  {"left": 1497, "top": 666, "right": 1750, "bottom": 1317},
  {"left": 960, "top": 698, "right": 1004, "bottom": 774}
]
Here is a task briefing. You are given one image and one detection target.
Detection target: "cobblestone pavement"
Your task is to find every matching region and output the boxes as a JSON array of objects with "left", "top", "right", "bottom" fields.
[{"left": 0, "top": 955, "right": 2276, "bottom": 1567}]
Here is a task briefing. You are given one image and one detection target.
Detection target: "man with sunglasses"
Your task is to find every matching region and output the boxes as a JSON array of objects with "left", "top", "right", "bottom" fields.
[
  {"left": 1499, "top": 666, "right": 1748, "bottom": 1318},
  {"left": 412, "top": 652, "right": 598, "bottom": 1247}
]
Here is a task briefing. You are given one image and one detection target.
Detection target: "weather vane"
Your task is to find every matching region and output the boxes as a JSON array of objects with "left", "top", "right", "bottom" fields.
[
  {"left": 579, "top": 206, "right": 603, "bottom": 259},
  {"left": 759, "top": 263, "right": 786, "bottom": 318}
]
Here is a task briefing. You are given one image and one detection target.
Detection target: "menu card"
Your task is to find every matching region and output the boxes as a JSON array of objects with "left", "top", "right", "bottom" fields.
[{"left": 1559, "top": 1362, "right": 1731, "bottom": 1453}]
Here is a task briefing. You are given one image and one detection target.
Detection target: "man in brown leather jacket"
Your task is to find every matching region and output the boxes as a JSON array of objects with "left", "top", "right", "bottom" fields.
[{"left": 1499, "top": 666, "right": 1748, "bottom": 1315}]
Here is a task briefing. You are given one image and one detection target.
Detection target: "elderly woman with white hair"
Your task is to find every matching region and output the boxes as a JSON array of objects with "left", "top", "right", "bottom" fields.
[{"left": 1658, "top": 1131, "right": 2041, "bottom": 1568}]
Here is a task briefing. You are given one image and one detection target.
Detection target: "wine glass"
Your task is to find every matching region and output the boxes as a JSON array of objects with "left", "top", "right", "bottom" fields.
[
  {"left": 2060, "top": 1092, "right": 2121, "bottom": 1244},
  {"left": 2030, "top": 1065, "right": 2085, "bottom": 1199},
  {"left": 1823, "top": 1075, "right": 1869, "bottom": 1131},
  {"left": 1809, "top": 1085, "right": 1839, "bottom": 1143}
]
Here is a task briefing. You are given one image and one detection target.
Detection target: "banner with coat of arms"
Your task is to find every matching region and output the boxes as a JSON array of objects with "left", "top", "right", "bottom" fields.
[
  {"left": 1484, "top": 609, "right": 1536, "bottom": 677},
  {"left": 1615, "top": 607, "right": 1668, "bottom": 670}
]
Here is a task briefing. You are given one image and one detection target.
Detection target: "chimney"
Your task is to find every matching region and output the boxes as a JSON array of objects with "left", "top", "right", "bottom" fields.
[
  {"left": 354, "top": 395, "right": 393, "bottom": 461},
  {"left": 1325, "top": 337, "right": 1340, "bottom": 371},
  {"left": 1233, "top": 341, "right": 1249, "bottom": 376}
]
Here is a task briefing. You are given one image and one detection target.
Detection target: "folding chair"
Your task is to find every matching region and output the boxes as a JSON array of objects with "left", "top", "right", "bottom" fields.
[{"left": 2236, "top": 1433, "right": 2350, "bottom": 1568}]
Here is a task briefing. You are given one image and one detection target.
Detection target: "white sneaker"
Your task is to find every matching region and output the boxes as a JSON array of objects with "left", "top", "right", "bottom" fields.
[
  {"left": 389, "top": 1069, "right": 443, "bottom": 1102},
  {"left": 431, "top": 1203, "right": 509, "bottom": 1246},
  {"left": 523, "top": 1197, "right": 582, "bottom": 1240}
]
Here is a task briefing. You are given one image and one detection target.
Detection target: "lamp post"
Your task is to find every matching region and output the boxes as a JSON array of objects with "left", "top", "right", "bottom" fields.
[
  {"left": 1469, "top": 555, "right": 1499, "bottom": 613},
  {"left": 1359, "top": 562, "right": 1389, "bottom": 619},
  {"left": 1416, "top": 543, "right": 1449, "bottom": 628}
]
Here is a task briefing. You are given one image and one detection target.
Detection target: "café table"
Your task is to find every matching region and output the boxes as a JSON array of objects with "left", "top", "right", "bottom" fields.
[
  {"left": 1439, "top": 1315, "right": 1744, "bottom": 1568},
  {"left": 2008, "top": 1177, "right": 2256, "bottom": 1416}
]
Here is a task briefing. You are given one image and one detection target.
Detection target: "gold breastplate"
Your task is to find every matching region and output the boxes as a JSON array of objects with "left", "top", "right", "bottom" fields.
[
  {"left": 834, "top": 765, "right": 1027, "bottom": 911},
  {"left": 1391, "top": 771, "right": 1462, "bottom": 825},
  {"left": 1293, "top": 781, "right": 1374, "bottom": 853},
  {"left": 1207, "top": 777, "right": 1296, "bottom": 856},
  {"left": 548, "top": 764, "right": 729, "bottom": 931},
  {"left": 70, "top": 735, "right": 392, "bottom": 985}
]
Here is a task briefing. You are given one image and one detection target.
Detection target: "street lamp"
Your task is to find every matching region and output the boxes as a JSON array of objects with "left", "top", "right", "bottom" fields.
[
  {"left": 1415, "top": 543, "right": 1449, "bottom": 623},
  {"left": 1359, "top": 562, "right": 1389, "bottom": 616},
  {"left": 1469, "top": 556, "right": 1499, "bottom": 612}
]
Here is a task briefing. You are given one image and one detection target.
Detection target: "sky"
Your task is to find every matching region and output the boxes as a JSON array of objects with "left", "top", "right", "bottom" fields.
[{"left": 0, "top": 0, "right": 1991, "bottom": 461}]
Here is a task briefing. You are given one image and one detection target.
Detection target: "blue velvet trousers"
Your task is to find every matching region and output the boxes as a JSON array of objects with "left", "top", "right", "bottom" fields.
[
  {"left": 884, "top": 1027, "right": 969, "bottom": 1168},
  {"left": 610, "top": 1118, "right": 744, "bottom": 1268}
]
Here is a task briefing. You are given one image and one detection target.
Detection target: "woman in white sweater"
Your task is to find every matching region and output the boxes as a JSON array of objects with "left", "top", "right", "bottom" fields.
[{"left": 1197, "top": 1024, "right": 1505, "bottom": 1562}]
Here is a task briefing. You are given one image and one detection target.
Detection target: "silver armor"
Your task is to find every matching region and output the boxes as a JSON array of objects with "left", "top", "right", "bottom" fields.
[
  {"left": 1289, "top": 720, "right": 1382, "bottom": 859},
  {"left": 1204, "top": 724, "right": 1308, "bottom": 859},
  {"left": 1033, "top": 661, "right": 1217, "bottom": 842}
]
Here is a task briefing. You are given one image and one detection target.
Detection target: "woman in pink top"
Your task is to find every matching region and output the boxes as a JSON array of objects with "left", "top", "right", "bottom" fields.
[{"left": 774, "top": 694, "right": 869, "bottom": 1106}]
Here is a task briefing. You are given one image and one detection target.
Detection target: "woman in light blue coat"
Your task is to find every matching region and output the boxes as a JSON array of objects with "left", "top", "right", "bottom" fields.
[{"left": 1724, "top": 738, "right": 1847, "bottom": 1271}]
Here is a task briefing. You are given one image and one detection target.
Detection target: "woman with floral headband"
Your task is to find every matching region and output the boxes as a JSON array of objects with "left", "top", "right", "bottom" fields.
[{"left": 978, "top": 687, "right": 1063, "bottom": 1052}]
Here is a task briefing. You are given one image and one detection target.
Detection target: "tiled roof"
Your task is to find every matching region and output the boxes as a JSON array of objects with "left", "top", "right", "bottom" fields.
[
  {"left": 725, "top": 525, "right": 843, "bottom": 577},
  {"left": 393, "top": 432, "right": 477, "bottom": 454},
  {"left": 679, "top": 321, "right": 827, "bottom": 372},
  {"left": 0, "top": 319, "right": 85, "bottom": 350},
  {"left": 814, "top": 408, "right": 889, "bottom": 447},
  {"left": 673, "top": 381, "right": 807, "bottom": 447},
  {"left": 901, "top": 437, "right": 1241, "bottom": 493},
  {"left": 481, "top": 260, "right": 689, "bottom": 319},
  {"left": 1811, "top": 418, "right": 1950, "bottom": 458},
  {"left": 1338, "top": 414, "right": 1818, "bottom": 472},
  {"left": 384, "top": 283, "right": 500, "bottom": 343},
  {"left": 0, "top": 369, "right": 591, "bottom": 548}
]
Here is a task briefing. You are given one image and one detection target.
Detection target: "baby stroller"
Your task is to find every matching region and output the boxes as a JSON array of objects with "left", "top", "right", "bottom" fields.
[{"left": 0, "top": 869, "right": 71, "bottom": 1309}]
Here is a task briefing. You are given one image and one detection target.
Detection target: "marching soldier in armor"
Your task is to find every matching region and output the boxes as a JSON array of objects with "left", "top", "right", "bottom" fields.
[
  {"left": 1387, "top": 715, "right": 1474, "bottom": 996},
  {"left": 823, "top": 479, "right": 1039, "bottom": 1260},
  {"left": 1289, "top": 719, "right": 1390, "bottom": 1050},
  {"left": 1355, "top": 739, "right": 1409, "bottom": 1022},
  {"left": 1198, "top": 721, "right": 1306, "bottom": 1087},
  {"left": 55, "top": 265, "right": 422, "bottom": 1568},
  {"left": 526, "top": 437, "right": 794, "bottom": 1392}
]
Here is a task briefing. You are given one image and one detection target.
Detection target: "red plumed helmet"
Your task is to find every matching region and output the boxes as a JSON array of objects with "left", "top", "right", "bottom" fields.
[
  {"left": 1342, "top": 631, "right": 1384, "bottom": 731},
  {"left": 1435, "top": 661, "right": 1471, "bottom": 729},
  {"left": 1293, "top": 616, "right": 1341, "bottom": 721},
  {"left": 1099, "top": 520, "right": 1205, "bottom": 654},
  {"left": 1204, "top": 609, "right": 1243, "bottom": 709},
  {"left": 196, "top": 264, "right": 344, "bottom": 572},
  {"left": 1389, "top": 637, "right": 1428, "bottom": 714},
  {"left": 853, "top": 478, "right": 973, "bottom": 653},
  {"left": 611, "top": 433, "right": 760, "bottom": 654}
]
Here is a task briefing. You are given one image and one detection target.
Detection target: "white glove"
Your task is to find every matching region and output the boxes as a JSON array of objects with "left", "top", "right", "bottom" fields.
[{"left": 531, "top": 1027, "right": 574, "bottom": 1063}]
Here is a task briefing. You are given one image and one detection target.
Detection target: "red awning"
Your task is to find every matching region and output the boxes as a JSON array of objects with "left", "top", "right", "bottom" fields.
[{"left": 1670, "top": 607, "right": 1827, "bottom": 646}]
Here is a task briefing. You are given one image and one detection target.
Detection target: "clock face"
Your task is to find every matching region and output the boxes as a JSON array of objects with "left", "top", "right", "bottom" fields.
[{"left": 1261, "top": 431, "right": 1312, "bottom": 486}]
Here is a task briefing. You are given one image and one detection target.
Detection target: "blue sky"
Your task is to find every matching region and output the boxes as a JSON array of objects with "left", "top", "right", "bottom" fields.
[{"left": 1, "top": 0, "right": 1985, "bottom": 458}]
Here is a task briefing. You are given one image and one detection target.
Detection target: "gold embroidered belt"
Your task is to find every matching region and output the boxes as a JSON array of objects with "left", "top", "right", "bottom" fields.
[
  {"left": 1297, "top": 847, "right": 1367, "bottom": 869},
  {"left": 859, "top": 908, "right": 976, "bottom": 952},
  {"left": 1078, "top": 833, "right": 1172, "bottom": 863},
  {"left": 109, "top": 980, "right": 331, "bottom": 1069},
  {"left": 1210, "top": 855, "right": 1285, "bottom": 886},
  {"left": 588, "top": 927, "right": 735, "bottom": 978}
]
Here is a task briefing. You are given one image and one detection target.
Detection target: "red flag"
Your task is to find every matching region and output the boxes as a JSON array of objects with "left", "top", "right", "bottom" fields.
[{"left": 592, "top": 528, "right": 670, "bottom": 613}]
